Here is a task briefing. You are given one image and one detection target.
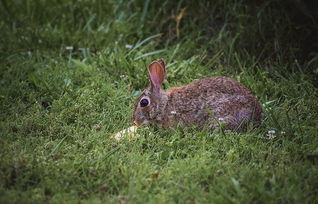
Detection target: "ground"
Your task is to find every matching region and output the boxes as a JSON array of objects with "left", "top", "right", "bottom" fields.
[{"left": 0, "top": 0, "right": 318, "bottom": 203}]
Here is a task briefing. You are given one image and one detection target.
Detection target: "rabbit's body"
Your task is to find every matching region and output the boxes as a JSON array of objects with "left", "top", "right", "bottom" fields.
[
  {"left": 164, "top": 77, "right": 262, "bottom": 129},
  {"left": 132, "top": 60, "right": 262, "bottom": 131}
]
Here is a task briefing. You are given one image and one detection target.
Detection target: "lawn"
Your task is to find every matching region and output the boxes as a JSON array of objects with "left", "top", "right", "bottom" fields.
[{"left": 0, "top": 0, "right": 318, "bottom": 203}]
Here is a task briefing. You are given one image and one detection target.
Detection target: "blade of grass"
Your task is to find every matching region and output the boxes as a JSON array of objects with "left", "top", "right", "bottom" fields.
[
  {"left": 126, "top": 33, "right": 162, "bottom": 56},
  {"left": 141, "top": 0, "right": 150, "bottom": 24},
  {"left": 48, "top": 136, "right": 67, "bottom": 157},
  {"left": 134, "top": 49, "right": 166, "bottom": 60}
]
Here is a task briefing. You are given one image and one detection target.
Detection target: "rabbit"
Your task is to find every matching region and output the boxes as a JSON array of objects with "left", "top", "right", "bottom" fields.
[{"left": 132, "top": 59, "right": 263, "bottom": 131}]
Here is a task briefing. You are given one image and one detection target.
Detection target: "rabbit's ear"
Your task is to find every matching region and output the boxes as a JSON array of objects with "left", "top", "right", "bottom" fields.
[
  {"left": 148, "top": 60, "right": 166, "bottom": 91},
  {"left": 157, "top": 59, "right": 166, "bottom": 70}
]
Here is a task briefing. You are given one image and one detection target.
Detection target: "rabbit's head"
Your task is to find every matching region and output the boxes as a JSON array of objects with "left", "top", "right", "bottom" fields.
[{"left": 132, "top": 59, "right": 169, "bottom": 126}]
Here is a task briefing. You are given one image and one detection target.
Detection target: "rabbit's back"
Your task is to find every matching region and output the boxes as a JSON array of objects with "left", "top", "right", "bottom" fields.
[{"left": 166, "top": 76, "right": 262, "bottom": 129}]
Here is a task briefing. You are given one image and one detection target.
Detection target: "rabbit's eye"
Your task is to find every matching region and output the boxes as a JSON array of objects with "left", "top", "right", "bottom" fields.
[{"left": 140, "top": 98, "right": 149, "bottom": 107}]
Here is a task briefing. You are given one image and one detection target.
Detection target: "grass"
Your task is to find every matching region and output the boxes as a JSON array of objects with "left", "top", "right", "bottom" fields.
[{"left": 1, "top": 0, "right": 318, "bottom": 203}]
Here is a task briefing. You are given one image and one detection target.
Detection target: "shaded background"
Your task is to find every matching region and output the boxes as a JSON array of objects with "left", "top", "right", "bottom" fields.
[{"left": 1, "top": 0, "right": 318, "bottom": 72}]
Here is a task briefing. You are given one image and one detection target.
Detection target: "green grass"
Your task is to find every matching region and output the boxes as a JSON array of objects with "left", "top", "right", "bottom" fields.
[{"left": 1, "top": 0, "right": 318, "bottom": 203}]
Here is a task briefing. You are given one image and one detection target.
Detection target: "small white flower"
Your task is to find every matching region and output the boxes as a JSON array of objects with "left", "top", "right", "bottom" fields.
[
  {"left": 266, "top": 129, "right": 276, "bottom": 139},
  {"left": 125, "top": 44, "right": 133, "bottom": 49},
  {"left": 281, "top": 131, "right": 286, "bottom": 134},
  {"left": 170, "top": 111, "right": 177, "bottom": 115},
  {"left": 218, "top": 117, "right": 225, "bottom": 121},
  {"left": 268, "top": 130, "right": 275, "bottom": 134},
  {"left": 120, "top": 75, "right": 128, "bottom": 80}
]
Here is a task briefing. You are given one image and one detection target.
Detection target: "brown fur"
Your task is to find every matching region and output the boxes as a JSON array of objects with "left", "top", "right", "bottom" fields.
[{"left": 132, "top": 60, "right": 262, "bottom": 131}]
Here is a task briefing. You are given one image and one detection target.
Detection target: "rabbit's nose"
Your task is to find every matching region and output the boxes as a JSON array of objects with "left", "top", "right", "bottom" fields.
[{"left": 133, "top": 120, "right": 140, "bottom": 126}]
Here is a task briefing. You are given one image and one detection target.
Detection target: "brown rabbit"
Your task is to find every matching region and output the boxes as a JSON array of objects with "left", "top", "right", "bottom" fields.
[{"left": 132, "top": 59, "right": 262, "bottom": 131}]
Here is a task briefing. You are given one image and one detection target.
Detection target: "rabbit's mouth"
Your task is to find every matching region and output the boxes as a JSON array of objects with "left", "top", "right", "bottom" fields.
[{"left": 133, "top": 119, "right": 149, "bottom": 127}]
